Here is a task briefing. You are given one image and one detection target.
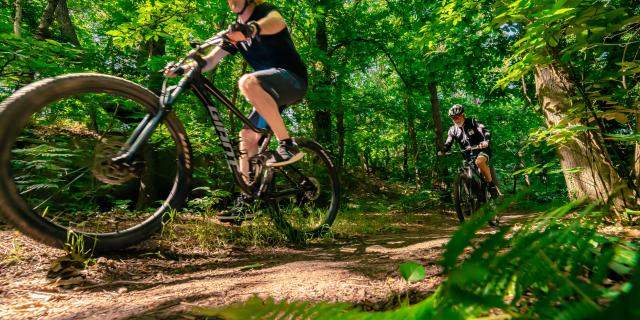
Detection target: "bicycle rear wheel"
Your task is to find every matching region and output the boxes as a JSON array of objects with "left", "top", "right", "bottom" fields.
[
  {"left": 0, "top": 73, "right": 192, "bottom": 251},
  {"left": 267, "top": 139, "right": 340, "bottom": 241}
]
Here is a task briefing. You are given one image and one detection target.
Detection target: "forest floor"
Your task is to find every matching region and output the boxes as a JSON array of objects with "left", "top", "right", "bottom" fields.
[{"left": 0, "top": 204, "right": 538, "bottom": 320}]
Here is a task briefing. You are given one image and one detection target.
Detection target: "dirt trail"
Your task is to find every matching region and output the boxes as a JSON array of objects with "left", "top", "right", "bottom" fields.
[{"left": 0, "top": 211, "right": 530, "bottom": 319}]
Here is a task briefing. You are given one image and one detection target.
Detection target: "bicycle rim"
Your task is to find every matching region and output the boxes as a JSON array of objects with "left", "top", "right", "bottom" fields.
[
  {"left": 267, "top": 139, "right": 339, "bottom": 240},
  {"left": 454, "top": 174, "right": 474, "bottom": 223},
  {"left": 0, "top": 74, "right": 190, "bottom": 249}
]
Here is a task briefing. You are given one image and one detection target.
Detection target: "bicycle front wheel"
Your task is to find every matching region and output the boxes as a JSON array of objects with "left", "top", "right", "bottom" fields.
[
  {"left": 267, "top": 139, "right": 340, "bottom": 240},
  {"left": 453, "top": 173, "right": 475, "bottom": 223},
  {"left": 0, "top": 73, "right": 192, "bottom": 251}
]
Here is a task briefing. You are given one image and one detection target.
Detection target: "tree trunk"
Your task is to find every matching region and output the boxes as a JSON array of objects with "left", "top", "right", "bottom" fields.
[
  {"left": 361, "top": 147, "right": 371, "bottom": 173},
  {"left": 428, "top": 81, "right": 449, "bottom": 187},
  {"left": 534, "top": 65, "right": 634, "bottom": 210},
  {"left": 402, "top": 143, "right": 409, "bottom": 179},
  {"left": 54, "top": 0, "right": 80, "bottom": 47},
  {"left": 312, "top": 9, "right": 332, "bottom": 147},
  {"left": 428, "top": 81, "right": 445, "bottom": 152},
  {"left": 336, "top": 111, "right": 345, "bottom": 172},
  {"left": 36, "top": 0, "right": 60, "bottom": 40},
  {"left": 404, "top": 93, "right": 419, "bottom": 184},
  {"left": 13, "top": 0, "right": 22, "bottom": 37},
  {"left": 635, "top": 112, "right": 640, "bottom": 190}
]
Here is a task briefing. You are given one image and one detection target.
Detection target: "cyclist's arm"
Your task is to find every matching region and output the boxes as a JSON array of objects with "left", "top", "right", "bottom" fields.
[
  {"left": 475, "top": 119, "right": 491, "bottom": 143},
  {"left": 201, "top": 46, "right": 229, "bottom": 72},
  {"left": 255, "top": 10, "right": 286, "bottom": 35},
  {"left": 227, "top": 11, "right": 286, "bottom": 43},
  {"left": 181, "top": 46, "right": 229, "bottom": 74},
  {"left": 443, "top": 127, "right": 455, "bottom": 152}
]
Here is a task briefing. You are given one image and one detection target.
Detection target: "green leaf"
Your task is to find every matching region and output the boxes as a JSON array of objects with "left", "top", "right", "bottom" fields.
[
  {"left": 552, "top": 8, "right": 576, "bottom": 16},
  {"left": 239, "top": 263, "right": 265, "bottom": 271},
  {"left": 399, "top": 261, "right": 426, "bottom": 283},
  {"left": 625, "top": 209, "right": 640, "bottom": 216}
]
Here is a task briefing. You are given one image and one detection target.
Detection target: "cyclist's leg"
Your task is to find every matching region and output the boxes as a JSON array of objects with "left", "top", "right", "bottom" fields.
[
  {"left": 239, "top": 124, "right": 262, "bottom": 184},
  {"left": 475, "top": 152, "right": 493, "bottom": 184},
  {"left": 238, "top": 68, "right": 307, "bottom": 141},
  {"left": 475, "top": 150, "right": 500, "bottom": 198}
]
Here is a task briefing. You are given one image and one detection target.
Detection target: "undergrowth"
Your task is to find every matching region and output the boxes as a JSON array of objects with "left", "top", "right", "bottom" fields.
[{"left": 192, "top": 196, "right": 639, "bottom": 319}]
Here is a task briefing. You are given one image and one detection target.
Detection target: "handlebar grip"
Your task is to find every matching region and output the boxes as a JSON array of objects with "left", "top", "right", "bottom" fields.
[{"left": 174, "top": 66, "right": 185, "bottom": 76}]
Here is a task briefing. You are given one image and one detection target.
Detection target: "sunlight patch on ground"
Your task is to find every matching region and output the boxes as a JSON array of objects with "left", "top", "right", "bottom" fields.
[{"left": 364, "top": 238, "right": 449, "bottom": 258}]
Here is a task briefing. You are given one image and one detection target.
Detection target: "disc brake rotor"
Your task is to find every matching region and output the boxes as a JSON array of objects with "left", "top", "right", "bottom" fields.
[{"left": 91, "top": 138, "right": 138, "bottom": 185}]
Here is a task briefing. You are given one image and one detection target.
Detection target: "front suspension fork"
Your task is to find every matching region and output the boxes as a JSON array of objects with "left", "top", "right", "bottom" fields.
[
  {"left": 111, "top": 75, "right": 189, "bottom": 164},
  {"left": 111, "top": 108, "right": 169, "bottom": 164}
]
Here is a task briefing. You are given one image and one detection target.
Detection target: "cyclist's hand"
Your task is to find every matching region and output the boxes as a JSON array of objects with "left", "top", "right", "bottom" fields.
[
  {"left": 226, "top": 22, "right": 256, "bottom": 43},
  {"left": 163, "top": 62, "right": 194, "bottom": 78},
  {"left": 480, "top": 141, "right": 489, "bottom": 149},
  {"left": 163, "top": 62, "right": 182, "bottom": 78}
]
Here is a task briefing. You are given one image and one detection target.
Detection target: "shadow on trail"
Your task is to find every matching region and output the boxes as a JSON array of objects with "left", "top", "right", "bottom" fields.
[{"left": 0, "top": 208, "right": 542, "bottom": 319}]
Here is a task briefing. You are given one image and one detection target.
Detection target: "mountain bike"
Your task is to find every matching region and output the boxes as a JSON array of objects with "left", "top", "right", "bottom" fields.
[
  {"left": 0, "top": 32, "right": 340, "bottom": 251},
  {"left": 444, "top": 146, "right": 499, "bottom": 225}
]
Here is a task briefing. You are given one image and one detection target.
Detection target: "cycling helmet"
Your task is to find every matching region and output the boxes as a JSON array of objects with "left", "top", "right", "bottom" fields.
[{"left": 448, "top": 104, "right": 464, "bottom": 117}]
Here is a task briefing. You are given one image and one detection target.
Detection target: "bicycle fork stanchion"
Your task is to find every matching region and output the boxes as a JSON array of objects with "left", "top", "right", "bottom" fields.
[
  {"left": 124, "top": 114, "right": 151, "bottom": 147},
  {"left": 112, "top": 75, "right": 189, "bottom": 164},
  {"left": 112, "top": 108, "right": 168, "bottom": 163}
]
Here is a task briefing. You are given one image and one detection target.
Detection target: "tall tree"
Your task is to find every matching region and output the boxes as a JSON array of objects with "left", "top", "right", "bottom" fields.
[
  {"left": 489, "top": 0, "right": 640, "bottom": 209},
  {"left": 34, "top": 0, "right": 80, "bottom": 46},
  {"left": 36, "top": 0, "right": 59, "bottom": 40},
  {"left": 311, "top": 0, "right": 333, "bottom": 147},
  {"left": 534, "top": 65, "right": 633, "bottom": 209},
  {"left": 54, "top": 0, "right": 80, "bottom": 46},
  {"left": 13, "top": 0, "right": 22, "bottom": 37},
  {"left": 429, "top": 81, "right": 444, "bottom": 152}
]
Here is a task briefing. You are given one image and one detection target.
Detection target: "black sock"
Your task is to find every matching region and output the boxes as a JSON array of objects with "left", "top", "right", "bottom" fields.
[{"left": 280, "top": 138, "right": 293, "bottom": 145}]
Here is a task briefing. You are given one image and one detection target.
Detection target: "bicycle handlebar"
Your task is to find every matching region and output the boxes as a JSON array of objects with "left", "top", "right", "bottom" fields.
[
  {"left": 438, "top": 144, "right": 486, "bottom": 157},
  {"left": 164, "top": 29, "right": 230, "bottom": 76}
]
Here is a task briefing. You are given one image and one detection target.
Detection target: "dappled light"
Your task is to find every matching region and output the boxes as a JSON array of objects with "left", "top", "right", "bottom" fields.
[{"left": 1, "top": 0, "right": 640, "bottom": 319}]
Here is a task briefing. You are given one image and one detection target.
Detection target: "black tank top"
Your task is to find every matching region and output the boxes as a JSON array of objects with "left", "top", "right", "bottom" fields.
[{"left": 220, "top": 3, "right": 308, "bottom": 82}]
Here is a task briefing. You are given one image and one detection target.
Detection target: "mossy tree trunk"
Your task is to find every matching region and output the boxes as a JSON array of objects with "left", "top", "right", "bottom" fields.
[{"left": 534, "top": 65, "right": 635, "bottom": 211}]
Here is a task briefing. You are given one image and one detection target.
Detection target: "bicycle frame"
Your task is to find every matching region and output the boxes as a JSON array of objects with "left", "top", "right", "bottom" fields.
[
  {"left": 114, "top": 61, "right": 273, "bottom": 197},
  {"left": 460, "top": 160, "right": 486, "bottom": 197},
  {"left": 460, "top": 151, "right": 489, "bottom": 202}
]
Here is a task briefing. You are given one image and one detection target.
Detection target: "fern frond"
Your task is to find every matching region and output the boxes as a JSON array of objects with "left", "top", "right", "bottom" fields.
[{"left": 193, "top": 292, "right": 440, "bottom": 320}]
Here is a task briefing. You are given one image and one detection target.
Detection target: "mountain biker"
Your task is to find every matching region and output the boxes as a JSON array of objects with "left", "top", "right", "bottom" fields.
[
  {"left": 165, "top": 0, "right": 308, "bottom": 222},
  {"left": 438, "top": 104, "right": 500, "bottom": 199}
]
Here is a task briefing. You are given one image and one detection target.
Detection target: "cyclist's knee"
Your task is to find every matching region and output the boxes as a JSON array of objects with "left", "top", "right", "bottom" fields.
[
  {"left": 238, "top": 74, "right": 260, "bottom": 93},
  {"left": 239, "top": 128, "right": 259, "bottom": 146}
]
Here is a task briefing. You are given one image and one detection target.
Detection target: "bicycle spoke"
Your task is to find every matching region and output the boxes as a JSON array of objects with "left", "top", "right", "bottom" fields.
[
  {"left": 9, "top": 91, "right": 181, "bottom": 235},
  {"left": 267, "top": 139, "right": 338, "bottom": 239},
  {"left": 33, "top": 168, "right": 89, "bottom": 210}
]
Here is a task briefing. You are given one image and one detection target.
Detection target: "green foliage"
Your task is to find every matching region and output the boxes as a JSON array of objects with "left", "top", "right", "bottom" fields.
[
  {"left": 186, "top": 187, "right": 231, "bottom": 214},
  {"left": 64, "top": 230, "right": 96, "bottom": 266},
  {"left": 193, "top": 294, "right": 439, "bottom": 320},
  {"left": 194, "top": 198, "right": 638, "bottom": 319},
  {"left": 399, "top": 261, "right": 426, "bottom": 283},
  {"left": 436, "top": 198, "right": 638, "bottom": 318}
]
